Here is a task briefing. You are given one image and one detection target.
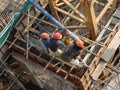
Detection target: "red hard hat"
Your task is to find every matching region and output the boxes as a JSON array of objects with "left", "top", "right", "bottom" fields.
[
  {"left": 76, "top": 40, "right": 84, "bottom": 48},
  {"left": 53, "top": 33, "right": 62, "bottom": 39},
  {"left": 41, "top": 33, "right": 49, "bottom": 39}
]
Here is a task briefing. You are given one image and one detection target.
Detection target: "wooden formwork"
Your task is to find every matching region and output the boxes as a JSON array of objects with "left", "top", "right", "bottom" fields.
[
  {"left": 7, "top": 1, "right": 120, "bottom": 90},
  {"left": 6, "top": 23, "right": 120, "bottom": 90},
  {"left": 0, "top": 0, "right": 25, "bottom": 31},
  {"left": 81, "top": 23, "right": 120, "bottom": 90},
  {"left": 0, "top": 0, "right": 119, "bottom": 90},
  {"left": 80, "top": 6, "right": 120, "bottom": 89},
  {"left": 6, "top": 39, "right": 84, "bottom": 89},
  {"left": 47, "top": 0, "right": 118, "bottom": 40},
  {"left": 14, "top": 0, "right": 48, "bottom": 37}
]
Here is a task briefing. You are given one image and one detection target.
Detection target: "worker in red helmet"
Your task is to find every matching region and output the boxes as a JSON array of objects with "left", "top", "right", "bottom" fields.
[
  {"left": 49, "top": 32, "right": 66, "bottom": 56},
  {"left": 41, "top": 32, "right": 50, "bottom": 53}
]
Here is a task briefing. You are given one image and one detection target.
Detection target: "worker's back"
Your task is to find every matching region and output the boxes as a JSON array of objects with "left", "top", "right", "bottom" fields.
[
  {"left": 61, "top": 42, "right": 82, "bottom": 62},
  {"left": 42, "top": 38, "right": 50, "bottom": 49},
  {"left": 49, "top": 38, "right": 59, "bottom": 52},
  {"left": 65, "top": 43, "right": 81, "bottom": 58},
  {"left": 67, "top": 43, "right": 82, "bottom": 59},
  {"left": 49, "top": 32, "right": 66, "bottom": 52},
  {"left": 41, "top": 32, "right": 50, "bottom": 53}
]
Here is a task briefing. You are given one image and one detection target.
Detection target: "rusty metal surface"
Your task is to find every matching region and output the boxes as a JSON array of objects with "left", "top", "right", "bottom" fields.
[
  {"left": 80, "top": 16, "right": 120, "bottom": 90},
  {"left": 0, "top": 1, "right": 119, "bottom": 90},
  {"left": 5, "top": 3, "right": 120, "bottom": 90},
  {"left": 6, "top": 22, "right": 120, "bottom": 90},
  {"left": 6, "top": 40, "right": 84, "bottom": 89}
]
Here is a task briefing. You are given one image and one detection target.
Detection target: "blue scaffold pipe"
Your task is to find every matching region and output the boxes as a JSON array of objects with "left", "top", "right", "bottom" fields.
[{"left": 27, "top": 0, "right": 80, "bottom": 41}]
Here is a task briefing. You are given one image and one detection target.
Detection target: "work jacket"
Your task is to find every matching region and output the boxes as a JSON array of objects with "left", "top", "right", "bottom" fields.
[
  {"left": 42, "top": 38, "right": 50, "bottom": 52},
  {"left": 49, "top": 38, "right": 66, "bottom": 52},
  {"left": 65, "top": 43, "right": 82, "bottom": 59}
]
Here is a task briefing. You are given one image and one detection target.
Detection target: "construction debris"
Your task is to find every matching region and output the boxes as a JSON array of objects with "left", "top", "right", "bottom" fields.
[{"left": 0, "top": 0, "right": 120, "bottom": 90}]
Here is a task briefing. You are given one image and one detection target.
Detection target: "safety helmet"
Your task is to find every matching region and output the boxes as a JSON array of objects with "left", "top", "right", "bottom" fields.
[
  {"left": 76, "top": 40, "right": 84, "bottom": 48},
  {"left": 53, "top": 32, "right": 62, "bottom": 39},
  {"left": 41, "top": 32, "right": 49, "bottom": 39}
]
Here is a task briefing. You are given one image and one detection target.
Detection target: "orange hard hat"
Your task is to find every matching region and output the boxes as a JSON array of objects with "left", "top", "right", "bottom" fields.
[
  {"left": 41, "top": 32, "right": 49, "bottom": 39},
  {"left": 76, "top": 40, "right": 84, "bottom": 48},
  {"left": 53, "top": 32, "right": 62, "bottom": 39}
]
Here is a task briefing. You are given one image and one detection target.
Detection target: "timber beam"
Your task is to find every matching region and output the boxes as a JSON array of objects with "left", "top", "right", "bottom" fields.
[
  {"left": 80, "top": 23, "right": 120, "bottom": 90},
  {"left": 62, "top": 0, "right": 86, "bottom": 22},
  {"left": 63, "top": 3, "right": 81, "bottom": 24},
  {"left": 48, "top": 0, "right": 60, "bottom": 21},
  {"left": 81, "top": 0, "right": 98, "bottom": 40},
  {"left": 56, "top": 0, "right": 74, "bottom": 6},
  {"left": 54, "top": 6, "right": 85, "bottom": 23},
  {"left": 96, "top": 0, "right": 114, "bottom": 23},
  {"left": 106, "top": 64, "right": 120, "bottom": 74},
  {"left": 65, "top": 25, "right": 86, "bottom": 30},
  {"left": 6, "top": 40, "right": 84, "bottom": 90}
]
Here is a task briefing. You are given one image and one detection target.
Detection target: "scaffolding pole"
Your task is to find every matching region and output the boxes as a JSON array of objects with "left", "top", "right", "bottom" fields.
[{"left": 27, "top": 0, "right": 80, "bottom": 41}]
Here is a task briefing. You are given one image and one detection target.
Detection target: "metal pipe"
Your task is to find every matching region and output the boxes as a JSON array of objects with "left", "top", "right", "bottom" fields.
[{"left": 27, "top": 0, "right": 80, "bottom": 41}]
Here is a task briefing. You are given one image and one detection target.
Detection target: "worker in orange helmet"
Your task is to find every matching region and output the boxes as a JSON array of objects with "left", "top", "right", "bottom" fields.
[
  {"left": 49, "top": 32, "right": 66, "bottom": 56},
  {"left": 61, "top": 40, "right": 89, "bottom": 67},
  {"left": 41, "top": 32, "right": 49, "bottom": 39},
  {"left": 62, "top": 40, "right": 84, "bottom": 60},
  {"left": 41, "top": 32, "right": 50, "bottom": 53},
  {"left": 62, "top": 40, "right": 89, "bottom": 67}
]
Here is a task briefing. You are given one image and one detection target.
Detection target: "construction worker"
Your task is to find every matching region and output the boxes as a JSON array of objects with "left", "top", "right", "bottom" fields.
[
  {"left": 49, "top": 32, "right": 66, "bottom": 57},
  {"left": 62, "top": 40, "right": 84, "bottom": 60},
  {"left": 41, "top": 32, "right": 50, "bottom": 53},
  {"left": 61, "top": 40, "right": 88, "bottom": 67}
]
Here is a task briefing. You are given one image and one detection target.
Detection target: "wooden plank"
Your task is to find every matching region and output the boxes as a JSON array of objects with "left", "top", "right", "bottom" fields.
[
  {"left": 102, "top": 28, "right": 120, "bottom": 62},
  {"left": 11, "top": 51, "right": 76, "bottom": 89},
  {"left": 96, "top": 0, "right": 114, "bottom": 23},
  {"left": 91, "top": 61, "right": 107, "bottom": 80},
  {"left": 106, "top": 64, "right": 120, "bottom": 74},
  {"left": 54, "top": 7, "right": 85, "bottom": 23},
  {"left": 65, "top": 25, "right": 86, "bottom": 30},
  {"left": 62, "top": 0, "right": 86, "bottom": 22},
  {"left": 63, "top": 3, "right": 80, "bottom": 24},
  {"left": 91, "top": 28, "right": 120, "bottom": 80},
  {"left": 48, "top": 0, "right": 60, "bottom": 21},
  {"left": 14, "top": 1, "right": 48, "bottom": 37},
  {"left": 81, "top": 1, "right": 98, "bottom": 40}
]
